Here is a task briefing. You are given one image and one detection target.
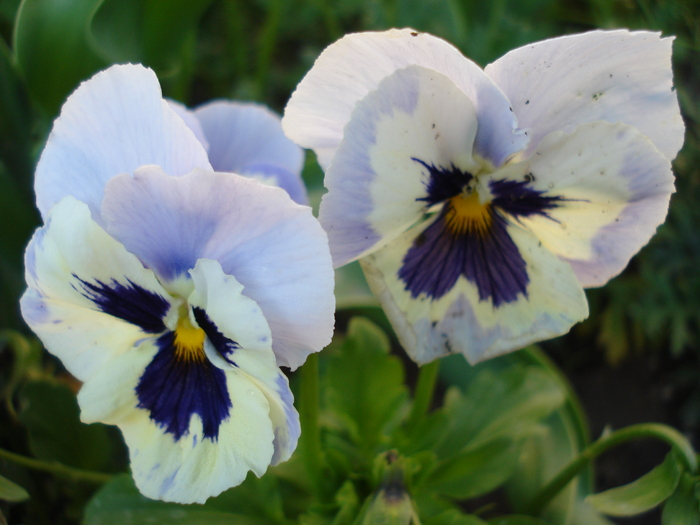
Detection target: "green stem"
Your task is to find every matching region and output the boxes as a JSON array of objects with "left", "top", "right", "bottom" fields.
[
  {"left": 299, "top": 352, "right": 324, "bottom": 500},
  {"left": 0, "top": 447, "right": 112, "bottom": 485},
  {"left": 407, "top": 360, "right": 440, "bottom": 429},
  {"left": 525, "top": 423, "right": 697, "bottom": 515}
]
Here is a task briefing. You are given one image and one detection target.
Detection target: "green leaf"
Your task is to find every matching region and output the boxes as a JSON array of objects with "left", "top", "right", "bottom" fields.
[
  {"left": 662, "top": 473, "right": 700, "bottom": 525},
  {"left": 323, "top": 318, "right": 409, "bottom": 451},
  {"left": 205, "top": 471, "right": 287, "bottom": 522},
  {"left": 13, "top": 0, "right": 107, "bottom": 116},
  {"left": 0, "top": 474, "right": 29, "bottom": 502},
  {"left": 488, "top": 517, "right": 550, "bottom": 525},
  {"left": 586, "top": 452, "right": 681, "bottom": 516},
  {"left": 425, "top": 509, "right": 488, "bottom": 525},
  {"left": 84, "top": 474, "right": 270, "bottom": 525},
  {"left": 435, "top": 364, "right": 565, "bottom": 458},
  {"left": 19, "top": 381, "right": 117, "bottom": 471},
  {"left": 397, "top": 410, "right": 449, "bottom": 457},
  {"left": 439, "top": 350, "right": 611, "bottom": 525},
  {"left": 425, "top": 438, "right": 518, "bottom": 499},
  {"left": 331, "top": 481, "right": 360, "bottom": 525},
  {"left": 0, "top": 330, "right": 42, "bottom": 408}
]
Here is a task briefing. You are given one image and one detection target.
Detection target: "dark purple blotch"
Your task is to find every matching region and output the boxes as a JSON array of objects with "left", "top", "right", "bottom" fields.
[
  {"left": 399, "top": 206, "right": 529, "bottom": 307},
  {"left": 192, "top": 306, "right": 240, "bottom": 367},
  {"left": 75, "top": 276, "right": 169, "bottom": 334},
  {"left": 489, "top": 178, "right": 564, "bottom": 220},
  {"left": 413, "top": 158, "right": 473, "bottom": 207},
  {"left": 136, "top": 330, "right": 232, "bottom": 441}
]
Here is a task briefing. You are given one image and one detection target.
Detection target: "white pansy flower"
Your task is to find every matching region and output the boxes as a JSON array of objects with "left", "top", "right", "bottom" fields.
[
  {"left": 22, "top": 64, "right": 335, "bottom": 503},
  {"left": 282, "top": 29, "right": 682, "bottom": 364}
]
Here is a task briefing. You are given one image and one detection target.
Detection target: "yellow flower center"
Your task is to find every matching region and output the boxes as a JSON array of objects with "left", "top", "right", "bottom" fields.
[
  {"left": 173, "top": 315, "right": 206, "bottom": 362},
  {"left": 444, "top": 190, "right": 492, "bottom": 235}
]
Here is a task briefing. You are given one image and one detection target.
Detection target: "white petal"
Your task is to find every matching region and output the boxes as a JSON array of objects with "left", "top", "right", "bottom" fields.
[
  {"left": 188, "top": 258, "right": 273, "bottom": 362},
  {"left": 35, "top": 64, "right": 211, "bottom": 221},
  {"left": 490, "top": 121, "right": 674, "bottom": 287},
  {"left": 485, "top": 30, "right": 684, "bottom": 160},
  {"left": 319, "top": 65, "right": 480, "bottom": 267},
  {"left": 360, "top": 217, "right": 588, "bottom": 365},
  {"left": 20, "top": 197, "right": 174, "bottom": 381},
  {"left": 102, "top": 167, "right": 335, "bottom": 369},
  {"left": 283, "top": 28, "right": 527, "bottom": 170},
  {"left": 187, "top": 258, "right": 299, "bottom": 464},
  {"left": 126, "top": 370, "right": 276, "bottom": 504},
  {"left": 78, "top": 340, "right": 278, "bottom": 504}
]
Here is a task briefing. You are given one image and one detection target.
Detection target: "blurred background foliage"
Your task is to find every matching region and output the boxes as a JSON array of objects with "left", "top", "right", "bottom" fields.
[{"left": 0, "top": 0, "right": 699, "bottom": 523}]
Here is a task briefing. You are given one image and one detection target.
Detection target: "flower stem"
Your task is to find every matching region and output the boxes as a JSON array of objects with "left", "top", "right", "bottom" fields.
[
  {"left": 299, "top": 352, "right": 324, "bottom": 500},
  {"left": 0, "top": 447, "right": 113, "bottom": 485},
  {"left": 407, "top": 359, "right": 440, "bottom": 429},
  {"left": 524, "top": 423, "right": 697, "bottom": 515}
]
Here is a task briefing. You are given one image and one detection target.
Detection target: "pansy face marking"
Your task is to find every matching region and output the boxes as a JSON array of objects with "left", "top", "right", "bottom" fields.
[
  {"left": 135, "top": 306, "right": 239, "bottom": 442},
  {"left": 401, "top": 158, "right": 567, "bottom": 306},
  {"left": 283, "top": 28, "right": 682, "bottom": 365},
  {"left": 73, "top": 248, "right": 240, "bottom": 443}
]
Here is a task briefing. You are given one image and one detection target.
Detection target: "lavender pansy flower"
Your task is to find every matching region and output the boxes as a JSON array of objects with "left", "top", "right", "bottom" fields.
[
  {"left": 21, "top": 64, "right": 335, "bottom": 503},
  {"left": 282, "top": 29, "right": 683, "bottom": 365},
  {"left": 168, "top": 99, "right": 308, "bottom": 205}
]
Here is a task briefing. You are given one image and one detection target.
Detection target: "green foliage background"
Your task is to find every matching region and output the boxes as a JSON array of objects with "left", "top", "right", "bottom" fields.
[{"left": 0, "top": 0, "right": 699, "bottom": 523}]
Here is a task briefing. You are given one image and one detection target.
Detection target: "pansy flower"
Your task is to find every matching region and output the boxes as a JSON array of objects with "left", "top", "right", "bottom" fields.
[
  {"left": 282, "top": 29, "right": 683, "bottom": 364},
  {"left": 21, "top": 64, "right": 335, "bottom": 503},
  {"left": 168, "top": 98, "right": 309, "bottom": 204}
]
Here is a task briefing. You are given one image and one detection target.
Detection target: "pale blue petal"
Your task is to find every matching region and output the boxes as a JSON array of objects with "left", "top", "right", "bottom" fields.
[
  {"left": 238, "top": 163, "right": 308, "bottom": 205},
  {"left": 194, "top": 100, "right": 306, "bottom": 203},
  {"left": 101, "top": 167, "right": 335, "bottom": 369},
  {"left": 283, "top": 28, "right": 527, "bottom": 170},
  {"left": 485, "top": 30, "right": 684, "bottom": 160},
  {"left": 319, "top": 65, "right": 480, "bottom": 267},
  {"left": 167, "top": 99, "right": 210, "bottom": 152},
  {"left": 35, "top": 64, "right": 211, "bottom": 222}
]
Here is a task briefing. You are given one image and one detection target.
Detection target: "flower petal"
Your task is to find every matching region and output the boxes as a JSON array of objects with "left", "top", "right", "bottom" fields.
[
  {"left": 187, "top": 258, "right": 299, "bottom": 465},
  {"left": 35, "top": 64, "right": 211, "bottom": 221},
  {"left": 175, "top": 99, "right": 307, "bottom": 203},
  {"left": 283, "top": 28, "right": 527, "bottom": 170},
  {"left": 195, "top": 100, "right": 304, "bottom": 176},
  {"left": 319, "top": 65, "right": 480, "bottom": 267},
  {"left": 167, "top": 99, "right": 210, "bottom": 152},
  {"left": 237, "top": 163, "right": 309, "bottom": 205},
  {"left": 78, "top": 259, "right": 299, "bottom": 503},
  {"left": 485, "top": 30, "right": 684, "bottom": 160},
  {"left": 188, "top": 258, "right": 273, "bottom": 365},
  {"left": 20, "top": 197, "right": 174, "bottom": 381},
  {"left": 77, "top": 339, "right": 278, "bottom": 504},
  {"left": 360, "top": 216, "right": 588, "bottom": 364},
  {"left": 102, "top": 167, "right": 335, "bottom": 369},
  {"left": 489, "top": 121, "right": 674, "bottom": 287}
]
